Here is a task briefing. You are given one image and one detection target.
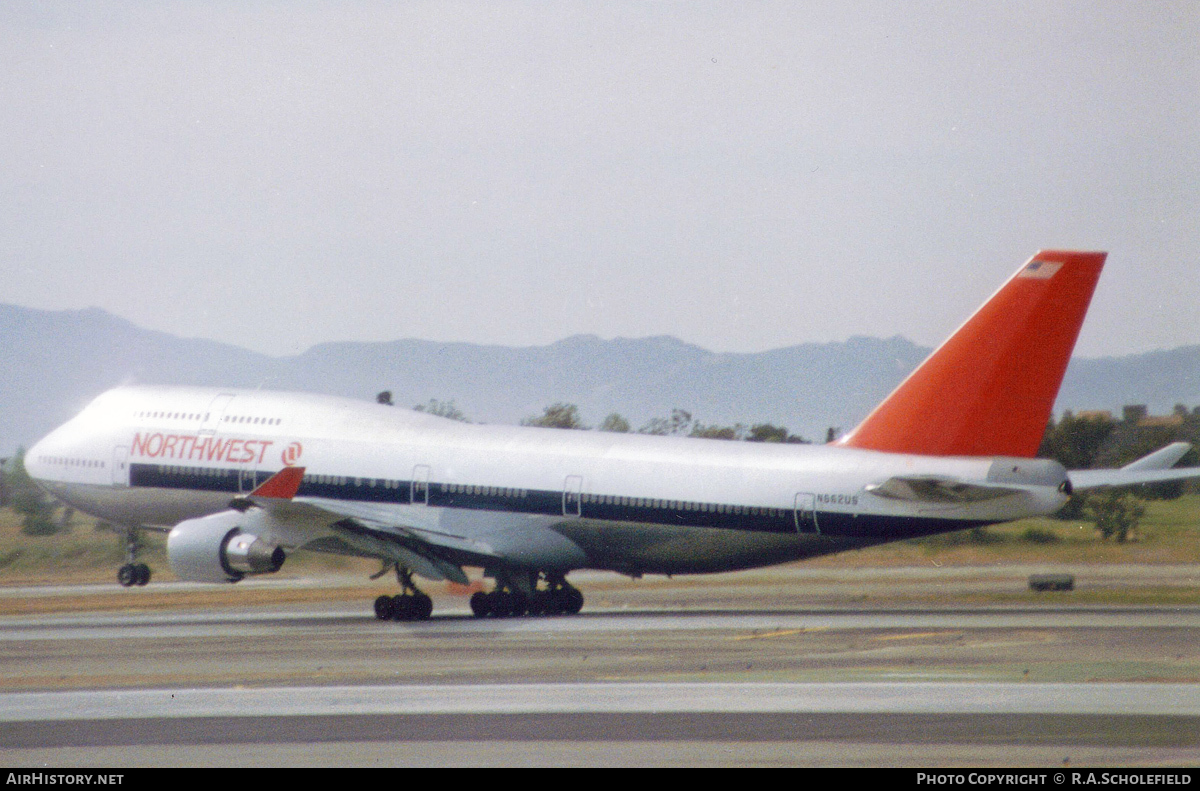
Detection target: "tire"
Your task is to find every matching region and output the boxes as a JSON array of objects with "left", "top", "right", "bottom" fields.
[
  {"left": 469, "top": 591, "right": 490, "bottom": 618},
  {"left": 134, "top": 564, "right": 151, "bottom": 586},
  {"left": 414, "top": 593, "right": 433, "bottom": 621},
  {"left": 374, "top": 595, "right": 394, "bottom": 620},
  {"left": 545, "top": 589, "right": 568, "bottom": 616},
  {"left": 117, "top": 564, "right": 137, "bottom": 588},
  {"left": 564, "top": 587, "right": 584, "bottom": 615},
  {"left": 489, "top": 591, "right": 512, "bottom": 619},
  {"left": 392, "top": 596, "right": 414, "bottom": 621}
]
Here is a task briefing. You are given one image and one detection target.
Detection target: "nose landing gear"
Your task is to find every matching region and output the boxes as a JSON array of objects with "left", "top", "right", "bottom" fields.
[{"left": 117, "top": 526, "right": 151, "bottom": 587}]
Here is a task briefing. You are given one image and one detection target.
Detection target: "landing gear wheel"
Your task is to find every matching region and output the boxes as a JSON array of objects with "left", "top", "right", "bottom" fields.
[
  {"left": 563, "top": 586, "right": 584, "bottom": 615},
  {"left": 117, "top": 526, "right": 149, "bottom": 588},
  {"left": 374, "top": 595, "right": 394, "bottom": 620},
  {"left": 472, "top": 573, "right": 584, "bottom": 618},
  {"left": 386, "top": 593, "right": 434, "bottom": 622},
  {"left": 375, "top": 565, "right": 436, "bottom": 622},
  {"left": 117, "top": 564, "right": 137, "bottom": 588},
  {"left": 391, "top": 596, "right": 414, "bottom": 621},
  {"left": 488, "top": 591, "right": 513, "bottom": 618},
  {"left": 413, "top": 593, "right": 433, "bottom": 621},
  {"left": 527, "top": 574, "right": 583, "bottom": 616},
  {"left": 470, "top": 591, "right": 491, "bottom": 618}
]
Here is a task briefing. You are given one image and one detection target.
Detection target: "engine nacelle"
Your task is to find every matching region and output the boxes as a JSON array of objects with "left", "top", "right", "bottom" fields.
[{"left": 167, "top": 510, "right": 286, "bottom": 583}]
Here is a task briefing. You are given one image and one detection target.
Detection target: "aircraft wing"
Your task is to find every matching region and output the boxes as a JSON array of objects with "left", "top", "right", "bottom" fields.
[
  {"left": 864, "top": 476, "right": 1027, "bottom": 503},
  {"left": 243, "top": 468, "right": 497, "bottom": 583},
  {"left": 1068, "top": 442, "right": 1200, "bottom": 491},
  {"left": 298, "top": 498, "right": 499, "bottom": 560}
]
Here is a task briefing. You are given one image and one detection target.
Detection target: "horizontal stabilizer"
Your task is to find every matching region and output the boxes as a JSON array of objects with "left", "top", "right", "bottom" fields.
[
  {"left": 1068, "top": 466, "right": 1200, "bottom": 491},
  {"left": 864, "top": 476, "right": 1025, "bottom": 503},
  {"left": 1068, "top": 442, "right": 1199, "bottom": 490},
  {"left": 1121, "top": 442, "right": 1192, "bottom": 471}
]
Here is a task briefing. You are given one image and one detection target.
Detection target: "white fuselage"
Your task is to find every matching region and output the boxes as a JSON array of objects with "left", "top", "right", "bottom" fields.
[{"left": 26, "top": 385, "right": 1068, "bottom": 575}]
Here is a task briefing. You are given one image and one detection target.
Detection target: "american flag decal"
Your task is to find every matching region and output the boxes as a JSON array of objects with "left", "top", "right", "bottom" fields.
[{"left": 1017, "top": 260, "right": 1063, "bottom": 279}]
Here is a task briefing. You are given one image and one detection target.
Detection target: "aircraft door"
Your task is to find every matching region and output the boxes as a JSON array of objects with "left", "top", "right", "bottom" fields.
[
  {"left": 200, "top": 394, "right": 235, "bottom": 436},
  {"left": 112, "top": 446, "right": 129, "bottom": 487},
  {"left": 411, "top": 465, "right": 431, "bottom": 505},
  {"left": 563, "top": 475, "right": 583, "bottom": 517},
  {"left": 238, "top": 467, "right": 258, "bottom": 494},
  {"left": 794, "top": 492, "right": 820, "bottom": 534}
]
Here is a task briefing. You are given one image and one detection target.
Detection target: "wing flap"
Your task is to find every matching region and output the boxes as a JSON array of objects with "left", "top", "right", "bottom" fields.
[{"left": 329, "top": 520, "right": 468, "bottom": 584}]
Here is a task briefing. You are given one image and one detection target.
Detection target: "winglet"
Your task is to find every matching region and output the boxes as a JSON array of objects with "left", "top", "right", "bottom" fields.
[
  {"left": 250, "top": 466, "right": 306, "bottom": 500},
  {"left": 837, "top": 250, "right": 1106, "bottom": 458}
]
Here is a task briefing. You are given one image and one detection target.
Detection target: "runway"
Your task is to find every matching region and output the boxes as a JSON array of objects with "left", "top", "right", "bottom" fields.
[
  {"left": 1, "top": 569, "right": 1198, "bottom": 766},
  {"left": 7, "top": 679, "right": 1200, "bottom": 720}
]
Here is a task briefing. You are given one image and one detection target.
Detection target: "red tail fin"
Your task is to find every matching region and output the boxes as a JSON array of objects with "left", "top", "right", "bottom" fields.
[{"left": 836, "top": 250, "right": 1106, "bottom": 457}]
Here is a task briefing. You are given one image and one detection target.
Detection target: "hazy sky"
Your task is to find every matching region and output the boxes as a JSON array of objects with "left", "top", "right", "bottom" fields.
[{"left": 2, "top": 2, "right": 1197, "bottom": 359}]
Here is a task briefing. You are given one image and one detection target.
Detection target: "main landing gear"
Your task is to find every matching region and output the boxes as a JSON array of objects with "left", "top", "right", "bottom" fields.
[
  {"left": 373, "top": 565, "right": 433, "bottom": 622},
  {"left": 117, "top": 526, "right": 151, "bottom": 588},
  {"left": 469, "top": 572, "right": 584, "bottom": 619}
]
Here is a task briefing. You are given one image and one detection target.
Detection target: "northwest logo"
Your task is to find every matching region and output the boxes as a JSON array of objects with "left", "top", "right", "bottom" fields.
[
  {"left": 281, "top": 442, "right": 304, "bottom": 466},
  {"left": 132, "top": 433, "right": 272, "bottom": 464}
]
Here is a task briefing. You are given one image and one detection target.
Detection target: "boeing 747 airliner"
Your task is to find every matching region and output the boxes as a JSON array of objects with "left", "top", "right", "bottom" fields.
[{"left": 24, "top": 251, "right": 1200, "bottom": 620}]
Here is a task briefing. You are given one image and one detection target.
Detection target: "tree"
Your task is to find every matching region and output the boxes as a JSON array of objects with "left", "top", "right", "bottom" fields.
[
  {"left": 747, "top": 423, "right": 809, "bottom": 444},
  {"left": 1038, "top": 412, "right": 1116, "bottom": 470},
  {"left": 598, "top": 413, "right": 631, "bottom": 433},
  {"left": 412, "top": 399, "right": 470, "bottom": 422},
  {"left": 7, "top": 449, "right": 60, "bottom": 536},
  {"left": 689, "top": 423, "right": 744, "bottom": 441},
  {"left": 639, "top": 409, "right": 693, "bottom": 436},
  {"left": 1086, "top": 489, "right": 1146, "bottom": 543},
  {"left": 0, "top": 456, "right": 10, "bottom": 507},
  {"left": 522, "top": 403, "right": 588, "bottom": 430}
]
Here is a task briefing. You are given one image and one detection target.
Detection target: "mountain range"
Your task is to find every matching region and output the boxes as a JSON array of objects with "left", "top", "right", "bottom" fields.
[{"left": 3, "top": 303, "right": 1199, "bottom": 456}]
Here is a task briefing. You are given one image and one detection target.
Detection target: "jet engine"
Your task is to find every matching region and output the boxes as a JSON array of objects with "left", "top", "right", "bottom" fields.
[{"left": 167, "top": 510, "right": 286, "bottom": 583}]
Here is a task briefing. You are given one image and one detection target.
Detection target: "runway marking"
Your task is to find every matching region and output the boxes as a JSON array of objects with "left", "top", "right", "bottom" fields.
[
  {"left": 731, "top": 627, "right": 828, "bottom": 641},
  {"left": 874, "top": 631, "right": 962, "bottom": 642}
]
